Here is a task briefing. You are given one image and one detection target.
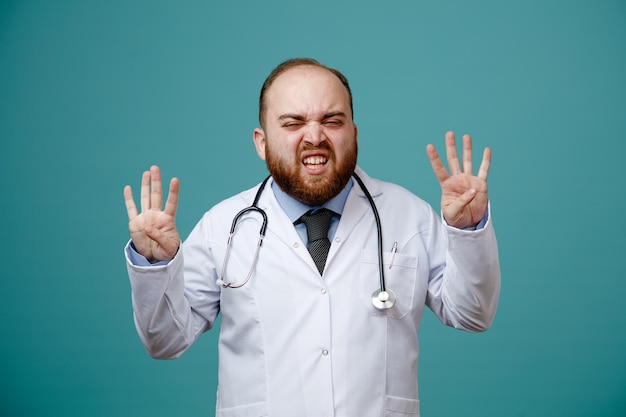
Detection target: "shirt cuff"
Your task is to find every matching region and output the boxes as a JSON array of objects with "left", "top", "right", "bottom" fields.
[
  {"left": 126, "top": 241, "right": 171, "bottom": 267},
  {"left": 442, "top": 204, "right": 490, "bottom": 231},
  {"left": 468, "top": 211, "right": 489, "bottom": 231}
]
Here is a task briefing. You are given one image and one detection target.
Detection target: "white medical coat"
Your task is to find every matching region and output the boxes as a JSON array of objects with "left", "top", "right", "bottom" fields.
[{"left": 126, "top": 167, "right": 500, "bottom": 417}]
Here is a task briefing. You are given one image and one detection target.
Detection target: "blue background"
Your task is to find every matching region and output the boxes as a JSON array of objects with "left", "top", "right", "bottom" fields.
[{"left": 1, "top": 0, "right": 625, "bottom": 416}]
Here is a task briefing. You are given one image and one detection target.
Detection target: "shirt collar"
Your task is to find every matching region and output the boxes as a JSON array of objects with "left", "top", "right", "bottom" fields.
[{"left": 271, "top": 177, "right": 354, "bottom": 223}]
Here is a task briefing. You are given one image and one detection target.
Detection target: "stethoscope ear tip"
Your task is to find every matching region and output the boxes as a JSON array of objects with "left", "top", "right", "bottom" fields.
[{"left": 216, "top": 279, "right": 227, "bottom": 288}]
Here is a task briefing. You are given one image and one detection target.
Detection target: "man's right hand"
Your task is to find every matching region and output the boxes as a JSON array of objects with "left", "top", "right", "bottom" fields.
[{"left": 124, "top": 165, "right": 180, "bottom": 262}]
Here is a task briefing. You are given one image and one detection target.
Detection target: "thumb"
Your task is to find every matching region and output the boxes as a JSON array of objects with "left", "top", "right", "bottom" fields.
[
  {"left": 452, "top": 188, "right": 476, "bottom": 214},
  {"left": 145, "top": 224, "right": 157, "bottom": 239},
  {"left": 144, "top": 224, "right": 179, "bottom": 260},
  {"left": 449, "top": 188, "right": 477, "bottom": 212},
  {"left": 461, "top": 188, "right": 477, "bottom": 203},
  {"left": 144, "top": 224, "right": 163, "bottom": 242},
  {"left": 443, "top": 189, "right": 476, "bottom": 226}
]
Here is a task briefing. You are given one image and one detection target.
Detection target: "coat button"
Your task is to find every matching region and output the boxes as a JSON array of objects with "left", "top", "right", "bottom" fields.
[{"left": 322, "top": 348, "right": 329, "bottom": 356}]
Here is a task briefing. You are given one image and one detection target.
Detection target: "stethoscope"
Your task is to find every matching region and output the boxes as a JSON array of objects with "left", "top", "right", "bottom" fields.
[{"left": 216, "top": 173, "right": 397, "bottom": 310}]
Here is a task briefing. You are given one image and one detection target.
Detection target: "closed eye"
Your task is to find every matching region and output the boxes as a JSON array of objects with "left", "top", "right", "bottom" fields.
[
  {"left": 279, "top": 114, "right": 306, "bottom": 129},
  {"left": 282, "top": 121, "right": 304, "bottom": 129},
  {"left": 322, "top": 111, "right": 346, "bottom": 127}
]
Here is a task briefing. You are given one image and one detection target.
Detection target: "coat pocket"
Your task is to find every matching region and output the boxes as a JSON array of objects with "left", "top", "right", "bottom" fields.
[
  {"left": 385, "top": 395, "right": 420, "bottom": 416},
  {"left": 359, "top": 249, "right": 418, "bottom": 319},
  {"left": 217, "top": 401, "right": 268, "bottom": 417}
]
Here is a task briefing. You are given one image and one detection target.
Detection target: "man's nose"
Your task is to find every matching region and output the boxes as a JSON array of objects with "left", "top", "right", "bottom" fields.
[{"left": 303, "top": 123, "right": 326, "bottom": 146}]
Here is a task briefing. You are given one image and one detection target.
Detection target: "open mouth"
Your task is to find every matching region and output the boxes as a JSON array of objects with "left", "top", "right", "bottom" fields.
[{"left": 302, "top": 155, "right": 328, "bottom": 170}]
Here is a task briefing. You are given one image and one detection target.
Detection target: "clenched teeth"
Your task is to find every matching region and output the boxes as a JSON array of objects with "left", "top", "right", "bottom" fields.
[{"left": 303, "top": 156, "right": 327, "bottom": 166}]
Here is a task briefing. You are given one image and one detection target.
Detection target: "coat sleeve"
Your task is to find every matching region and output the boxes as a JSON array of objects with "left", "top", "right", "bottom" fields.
[
  {"left": 425, "top": 203, "right": 501, "bottom": 332},
  {"left": 125, "top": 213, "right": 221, "bottom": 358}
]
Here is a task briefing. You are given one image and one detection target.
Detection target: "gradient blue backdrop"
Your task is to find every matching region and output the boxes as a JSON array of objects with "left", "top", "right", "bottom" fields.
[{"left": 1, "top": 1, "right": 625, "bottom": 416}]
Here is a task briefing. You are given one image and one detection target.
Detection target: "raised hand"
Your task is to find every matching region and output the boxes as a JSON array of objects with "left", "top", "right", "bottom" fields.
[
  {"left": 426, "top": 131, "right": 491, "bottom": 229},
  {"left": 124, "top": 165, "right": 181, "bottom": 262}
]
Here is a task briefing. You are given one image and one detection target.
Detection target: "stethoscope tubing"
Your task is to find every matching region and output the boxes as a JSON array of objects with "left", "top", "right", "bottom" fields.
[
  {"left": 351, "top": 173, "right": 387, "bottom": 293},
  {"left": 217, "top": 176, "right": 270, "bottom": 288},
  {"left": 218, "top": 172, "right": 395, "bottom": 309}
]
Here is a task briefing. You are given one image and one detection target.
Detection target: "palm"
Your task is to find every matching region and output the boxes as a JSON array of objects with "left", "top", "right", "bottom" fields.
[
  {"left": 427, "top": 132, "right": 491, "bottom": 229},
  {"left": 128, "top": 209, "right": 179, "bottom": 261},
  {"left": 124, "top": 166, "right": 180, "bottom": 262}
]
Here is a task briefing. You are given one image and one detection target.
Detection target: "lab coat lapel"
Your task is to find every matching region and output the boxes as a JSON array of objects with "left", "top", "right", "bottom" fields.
[
  {"left": 254, "top": 179, "right": 321, "bottom": 276},
  {"left": 326, "top": 167, "right": 383, "bottom": 270},
  {"left": 253, "top": 168, "right": 383, "bottom": 278}
]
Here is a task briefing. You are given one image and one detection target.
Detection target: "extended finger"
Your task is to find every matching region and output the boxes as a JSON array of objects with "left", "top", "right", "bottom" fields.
[
  {"left": 150, "top": 165, "right": 163, "bottom": 210},
  {"left": 140, "top": 170, "right": 151, "bottom": 212},
  {"left": 426, "top": 144, "right": 450, "bottom": 184},
  {"left": 462, "top": 134, "right": 473, "bottom": 174},
  {"left": 164, "top": 177, "right": 180, "bottom": 216},
  {"left": 445, "top": 131, "right": 461, "bottom": 175},
  {"left": 124, "top": 185, "right": 138, "bottom": 221},
  {"left": 477, "top": 147, "right": 492, "bottom": 181}
]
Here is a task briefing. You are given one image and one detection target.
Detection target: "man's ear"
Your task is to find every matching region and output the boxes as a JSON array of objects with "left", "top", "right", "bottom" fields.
[{"left": 253, "top": 128, "right": 267, "bottom": 161}]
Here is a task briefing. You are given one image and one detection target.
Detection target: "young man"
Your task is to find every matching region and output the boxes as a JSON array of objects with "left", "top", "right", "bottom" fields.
[{"left": 123, "top": 58, "right": 500, "bottom": 416}]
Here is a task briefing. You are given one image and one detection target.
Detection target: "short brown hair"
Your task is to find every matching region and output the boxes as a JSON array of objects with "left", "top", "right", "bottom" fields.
[{"left": 258, "top": 58, "right": 353, "bottom": 129}]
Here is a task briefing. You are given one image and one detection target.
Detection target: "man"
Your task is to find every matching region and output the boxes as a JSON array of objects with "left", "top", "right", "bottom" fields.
[{"left": 123, "top": 58, "right": 500, "bottom": 416}]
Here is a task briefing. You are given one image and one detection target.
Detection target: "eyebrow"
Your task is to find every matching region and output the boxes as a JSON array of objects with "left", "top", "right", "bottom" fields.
[
  {"left": 278, "top": 114, "right": 306, "bottom": 121},
  {"left": 278, "top": 111, "right": 347, "bottom": 121}
]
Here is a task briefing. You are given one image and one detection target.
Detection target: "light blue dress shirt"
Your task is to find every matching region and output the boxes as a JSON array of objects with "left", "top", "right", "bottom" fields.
[{"left": 271, "top": 178, "right": 353, "bottom": 247}]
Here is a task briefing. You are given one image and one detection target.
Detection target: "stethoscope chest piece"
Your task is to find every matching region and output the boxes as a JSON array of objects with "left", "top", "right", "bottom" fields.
[{"left": 371, "top": 288, "right": 396, "bottom": 310}]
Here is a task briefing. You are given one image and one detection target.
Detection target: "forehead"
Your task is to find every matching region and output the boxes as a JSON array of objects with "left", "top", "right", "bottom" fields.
[{"left": 265, "top": 66, "right": 352, "bottom": 117}]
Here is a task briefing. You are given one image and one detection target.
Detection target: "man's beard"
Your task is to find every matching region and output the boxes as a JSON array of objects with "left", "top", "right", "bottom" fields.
[{"left": 265, "top": 140, "right": 357, "bottom": 206}]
